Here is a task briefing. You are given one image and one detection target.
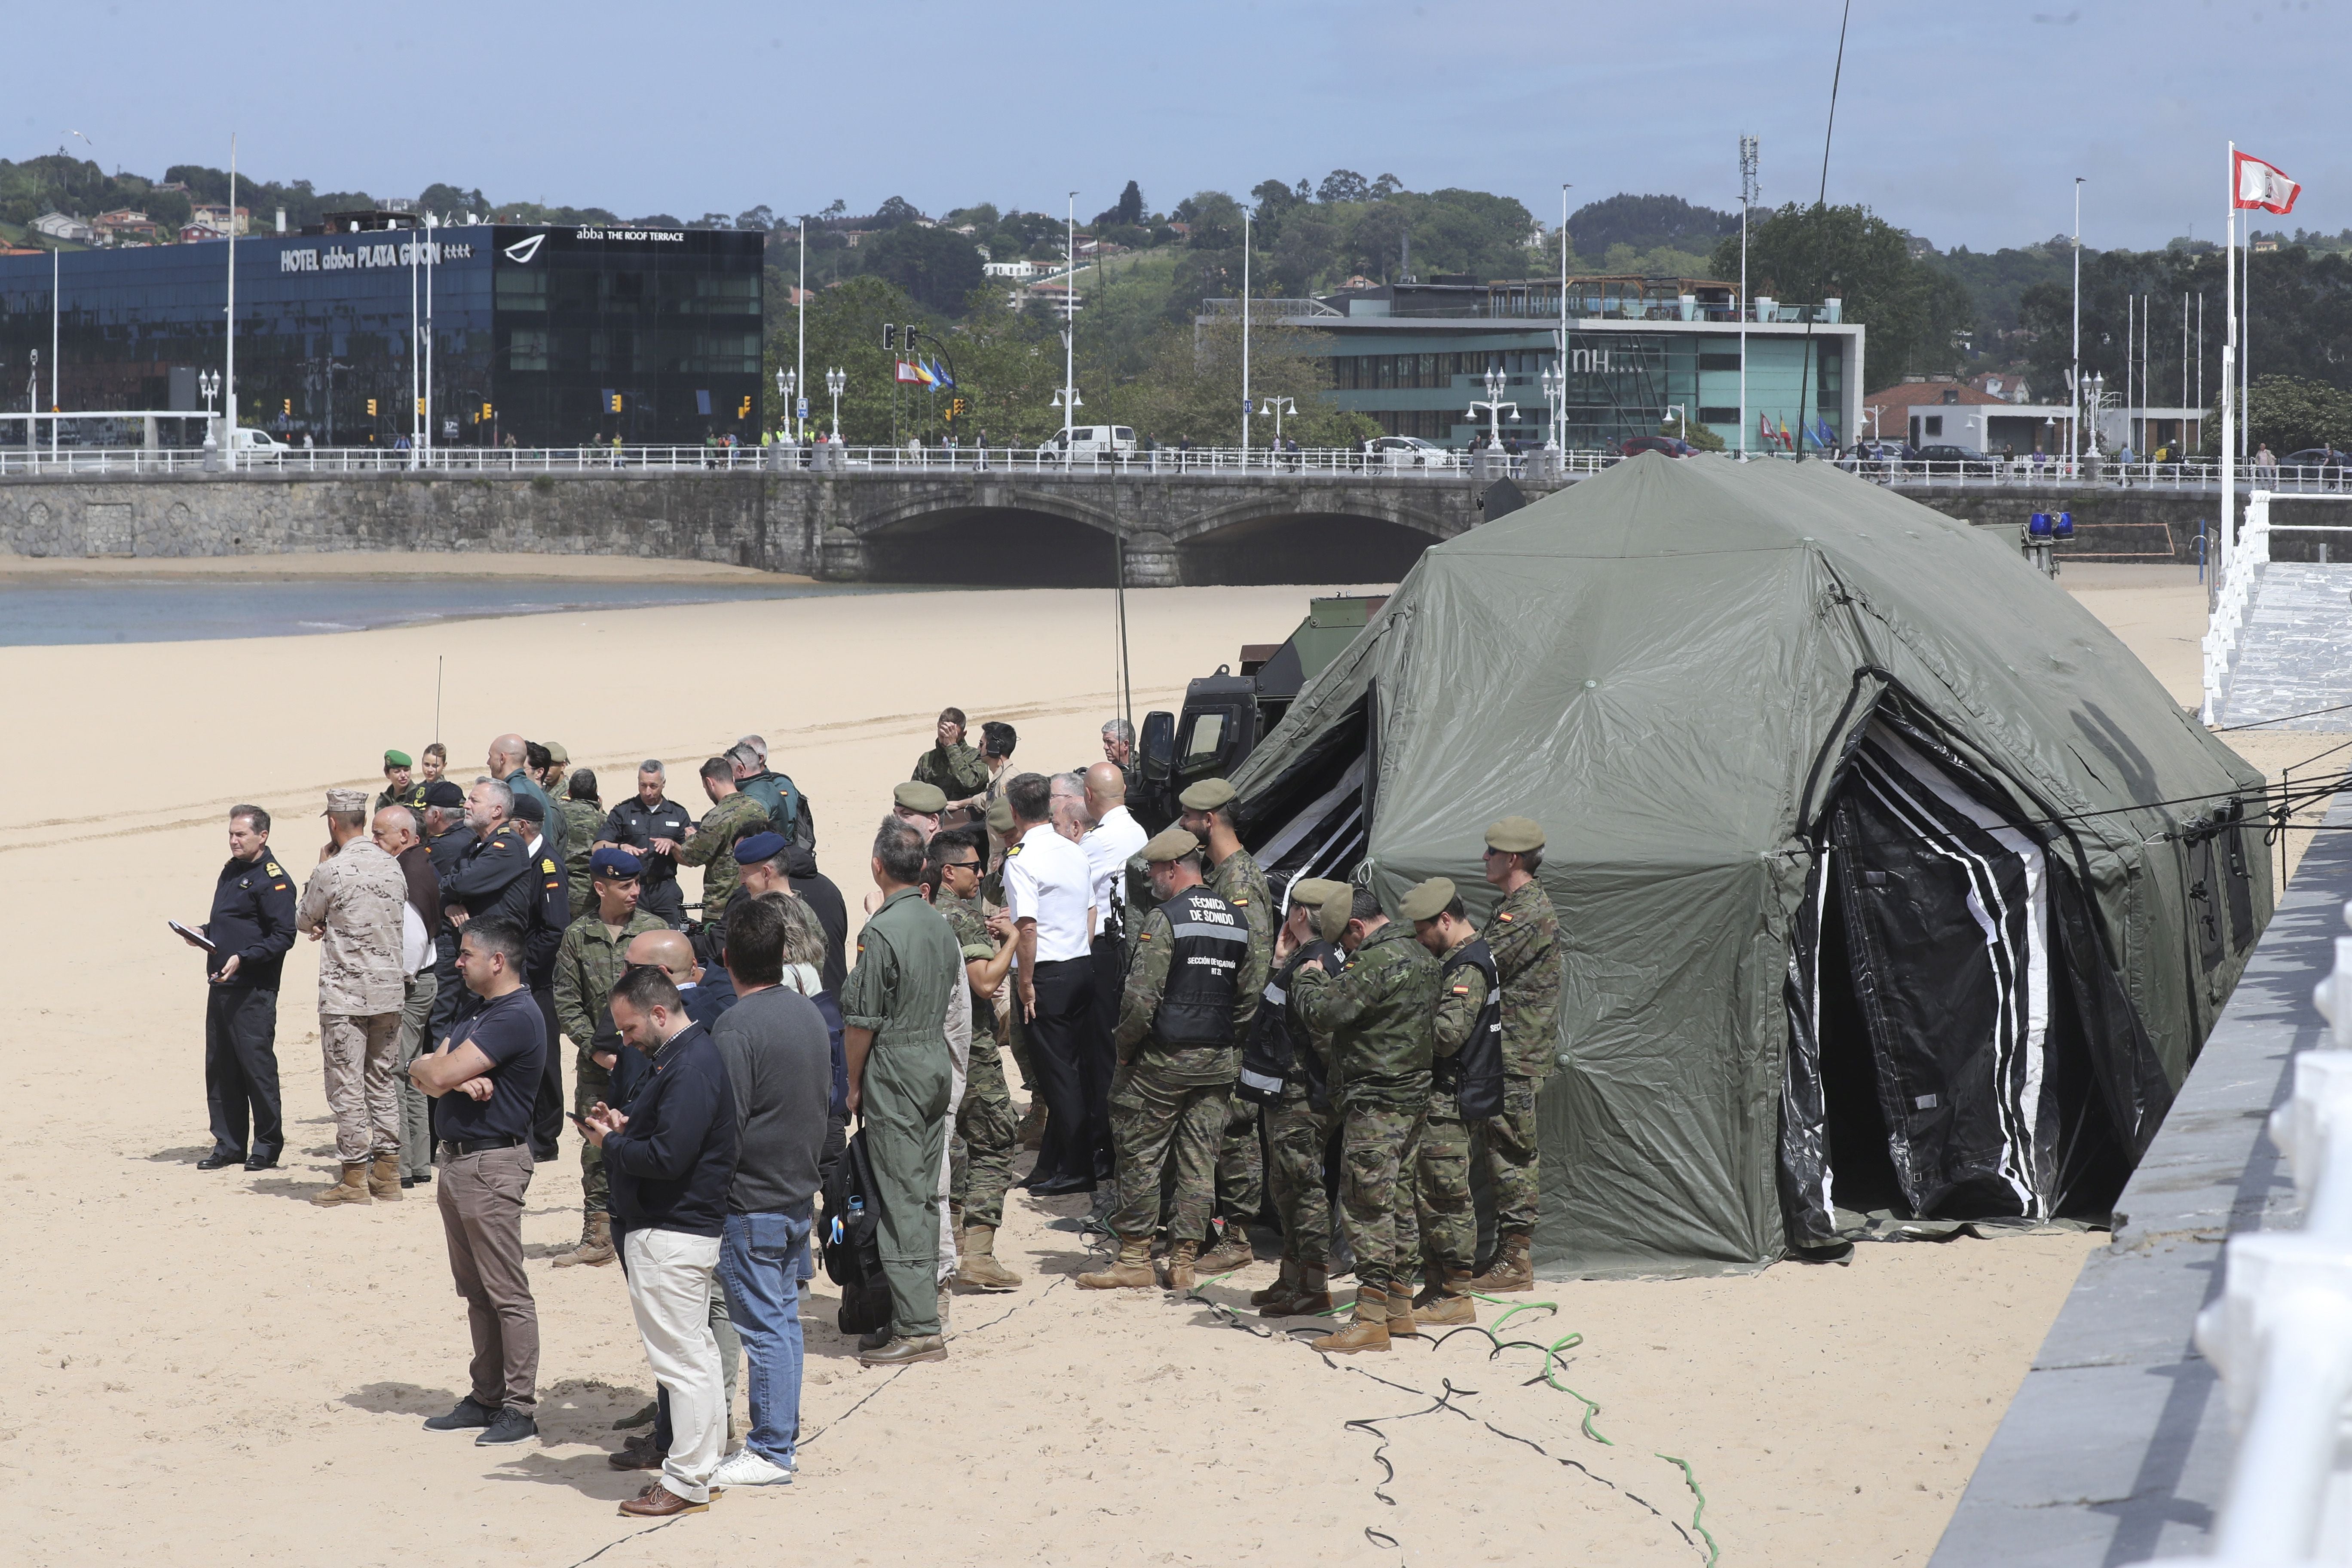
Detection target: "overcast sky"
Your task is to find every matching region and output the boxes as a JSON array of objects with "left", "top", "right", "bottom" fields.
[{"left": 15, "top": 0, "right": 2340, "bottom": 252}]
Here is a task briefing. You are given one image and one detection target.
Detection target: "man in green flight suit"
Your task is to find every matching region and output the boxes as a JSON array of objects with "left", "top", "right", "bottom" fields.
[
  {"left": 1293, "top": 884, "right": 1440, "bottom": 1354},
  {"left": 1176, "top": 778, "right": 1274, "bottom": 1275},
  {"left": 1465, "top": 816, "right": 1562, "bottom": 1294},
  {"left": 674, "top": 756, "right": 771, "bottom": 928},
  {"left": 840, "top": 815, "right": 962, "bottom": 1366},
  {"left": 1076, "top": 826, "right": 1253, "bottom": 1293},
  {"left": 549, "top": 847, "right": 668, "bottom": 1268}
]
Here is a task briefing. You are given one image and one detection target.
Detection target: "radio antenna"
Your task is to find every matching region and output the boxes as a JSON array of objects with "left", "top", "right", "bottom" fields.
[{"left": 1793, "top": 0, "right": 1853, "bottom": 464}]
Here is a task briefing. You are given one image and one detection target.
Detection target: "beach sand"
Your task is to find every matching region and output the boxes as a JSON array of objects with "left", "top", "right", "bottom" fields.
[{"left": 0, "top": 562, "right": 2305, "bottom": 1566}]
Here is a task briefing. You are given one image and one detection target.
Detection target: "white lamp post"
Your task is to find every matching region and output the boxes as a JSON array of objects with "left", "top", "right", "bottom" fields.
[
  {"left": 825, "top": 367, "right": 845, "bottom": 440},
  {"left": 1539, "top": 364, "right": 1562, "bottom": 451},
  {"left": 1469, "top": 365, "right": 1518, "bottom": 450},
  {"left": 1666, "top": 403, "right": 1688, "bottom": 441},
  {"left": 1257, "top": 394, "right": 1295, "bottom": 454}
]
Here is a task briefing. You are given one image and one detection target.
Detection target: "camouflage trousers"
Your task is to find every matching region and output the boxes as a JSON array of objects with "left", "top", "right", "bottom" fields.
[
  {"left": 1470, "top": 1074, "right": 1541, "bottom": 1236},
  {"left": 1210, "top": 1094, "right": 1264, "bottom": 1230},
  {"left": 320, "top": 1011, "right": 402, "bottom": 1165},
  {"left": 1001, "top": 995, "right": 1036, "bottom": 1091},
  {"left": 574, "top": 1050, "right": 611, "bottom": 1218},
  {"left": 951, "top": 1030, "right": 1018, "bottom": 1230},
  {"left": 1265, "top": 1088, "right": 1334, "bottom": 1268},
  {"left": 1338, "top": 1096, "right": 1427, "bottom": 1295},
  {"left": 1398, "top": 1092, "right": 1474, "bottom": 1275},
  {"left": 1106, "top": 1055, "right": 1230, "bottom": 1243}
]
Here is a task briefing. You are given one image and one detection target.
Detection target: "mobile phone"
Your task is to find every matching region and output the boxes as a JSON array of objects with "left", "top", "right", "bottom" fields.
[{"left": 567, "top": 1111, "right": 591, "bottom": 1127}]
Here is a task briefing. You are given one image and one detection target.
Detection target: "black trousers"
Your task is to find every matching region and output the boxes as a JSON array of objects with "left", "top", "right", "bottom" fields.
[
  {"left": 1023, "top": 956, "right": 1098, "bottom": 1187},
  {"left": 640, "top": 878, "right": 686, "bottom": 928},
  {"left": 1083, "top": 934, "right": 1124, "bottom": 1179},
  {"left": 204, "top": 982, "right": 283, "bottom": 1160},
  {"left": 529, "top": 987, "right": 564, "bottom": 1160}
]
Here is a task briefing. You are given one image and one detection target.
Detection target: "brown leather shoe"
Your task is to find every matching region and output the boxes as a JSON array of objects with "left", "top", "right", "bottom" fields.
[
  {"left": 618, "top": 1482, "right": 708, "bottom": 1517},
  {"left": 607, "top": 1433, "right": 667, "bottom": 1471}
]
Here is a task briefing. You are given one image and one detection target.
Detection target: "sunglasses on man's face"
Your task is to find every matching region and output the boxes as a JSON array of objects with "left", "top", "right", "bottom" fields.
[{"left": 943, "top": 859, "right": 981, "bottom": 873}]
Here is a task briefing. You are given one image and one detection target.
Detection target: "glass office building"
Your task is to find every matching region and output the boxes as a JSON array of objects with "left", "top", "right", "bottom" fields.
[
  {"left": 1212, "top": 278, "right": 1864, "bottom": 451},
  {"left": 0, "top": 223, "right": 764, "bottom": 447}
]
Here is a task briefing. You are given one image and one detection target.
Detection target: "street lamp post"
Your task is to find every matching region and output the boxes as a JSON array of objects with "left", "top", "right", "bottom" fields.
[
  {"left": 1241, "top": 207, "right": 1252, "bottom": 462},
  {"left": 1539, "top": 364, "right": 1562, "bottom": 452},
  {"left": 1740, "top": 135, "right": 1759, "bottom": 461},
  {"left": 796, "top": 217, "right": 807, "bottom": 444},
  {"left": 1257, "top": 394, "right": 1295, "bottom": 459},
  {"left": 1469, "top": 365, "right": 1519, "bottom": 453},
  {"left": 1666, "top": 403, "right": 1688, "bottom": 441},
  {"left": 1063, "top": 192, "right": 1078, "bottom": 465},
  {"left": 224, "top": 133, "right": 237, "bottom": 472},
  {"left": 825, "top": 367, "right": 845, "bottom": 441},
  {"left": 199, "top": 368, "right": 220, "bottom": 469},
  {"left": 2071, "top": 176, "right": 2083, "bottom": 472}
]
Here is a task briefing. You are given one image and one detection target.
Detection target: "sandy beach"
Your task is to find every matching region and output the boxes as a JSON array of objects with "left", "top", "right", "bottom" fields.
[{"left": 0, "top": 557, "right": 2321, "bottom": 1567}]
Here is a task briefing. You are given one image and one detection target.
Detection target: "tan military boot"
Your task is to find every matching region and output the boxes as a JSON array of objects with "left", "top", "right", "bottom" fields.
[
  {"left": 1465, "top": 1231, "right": 1534, "bottom": 1293},
  {"left": 1163, "top": 1239, "right": 1202, "bottom": 1292},
  {"left": 1017, "top": 1100, "right": 1047, "bottom": 1151},
  {"left": 956, "top": 1225, "right": 1023, "bottom": 1291},
  {"left": 553, "top": 1213, "right": 616, "bottom": 1268},
  {"left": 1311, "top": 1287, "right": 1392, "bottom": 1354},
  {"left": 1387, "top": 1286, "right": 1420, "bottom": 1337},
  {"left": 1414, "top": 1268, "right": 1477, "bottom": 1326},
  {"left": 367, "top": 1154, "right": 403, "bottom": 1201},
  {"left": 1195, "top": 1221, "right": 1255, "bottom": 1276},
  {"left": 1291, "top": 1263, "right": 1333, "bottom": 1315},
  {"left": 1076, "top": 1237, "right": 1155, "bottom": 1289},
  {"left": 1249, "top": 1257, "right": 1300, "bottom": 1308},
  {"left": 310, "top": 1163, "right": 373, "bottom": 1207}
]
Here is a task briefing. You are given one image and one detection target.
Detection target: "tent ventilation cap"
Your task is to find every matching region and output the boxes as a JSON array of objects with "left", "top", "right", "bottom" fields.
[{"left": 1583, "top": 679, "right": 1598, "bottom": 689}]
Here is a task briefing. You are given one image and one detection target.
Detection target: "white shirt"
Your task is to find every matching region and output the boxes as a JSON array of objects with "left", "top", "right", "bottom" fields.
[
  {"left": 1003, "top": 823, "right": 1094, "bottom": 962},
  {"left": 1082, "top": 805, "right": 1148, "bottom": 934}
]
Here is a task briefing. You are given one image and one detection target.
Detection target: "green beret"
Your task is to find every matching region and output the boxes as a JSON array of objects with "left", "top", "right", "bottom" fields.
[
  {"left": 1289, "top": 876, "right": 1343, "bottom": 909},
  {"left": 1178, "top": 777, "right": 1236, "bottom": 812},
  {"left": 1485, "top": 816, "right": 1546, "bottom": 854},
  {"left": 1141, "top": 826, "right": 1201, "bottom": 863},
  {"left": 1317, "top": 888, "right": 1353, "bottom": 944},
  {"left": 985, "top": 798, "right": 1016, "bottom": 834},
  {"left": 383, "top": 749, "right": 412, "bottom": 768},
  {"left": 894, "top": 781, "right": 949, "bottom": 815},
  {"left": 1398, "top": 876, "right": 1457, "bottom": 922}
]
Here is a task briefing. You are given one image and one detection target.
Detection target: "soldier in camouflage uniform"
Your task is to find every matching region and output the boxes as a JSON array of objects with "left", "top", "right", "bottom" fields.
[
  {"left": 927, "top": 828, "right": 1023, "bottom": 1290},
  {"left": 1294, "top": 885, "right": 1440, "bottom": 1353},
  {"left": 556, "top": 767, "right": 606, "bottom": 920},
  {"left": 1077, "top": 827, "right": 1253, "bottom": 1292},
  {"left": 980, "top": 797, "right": 1042, "bottom": 1138},
  {"left": 297, "top": 787, "right": 413, "bottom": 1208},
  {"left": 1176, "top": 778, "right": 1274, "bottom": 1274},
  {"left": 1466, "top": 816, "right": 1563, "bottom": 1293},
  {"left": 1400, "top": 878, "right": 1491, "bottom": 1326},
  {"left": 912, "top": 708, "right": 992, "bottom": 814},
  {"left": 674, "top": 755, "right": 772, "bottom": 926},
  {"left": 550, "top": 848, "right": 667, "bottom": 1267},
  {"left": 1249, "top": 877, "right": 1348, "bottom": 1318}
]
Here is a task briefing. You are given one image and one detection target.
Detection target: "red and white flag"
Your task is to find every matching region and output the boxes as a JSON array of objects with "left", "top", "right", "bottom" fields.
[
  {"left": 895, "top": 360, "right": 921, "bottom": 383},
  {"left": 2233, "top": 151, "right": 2302, "bottom": 214}
]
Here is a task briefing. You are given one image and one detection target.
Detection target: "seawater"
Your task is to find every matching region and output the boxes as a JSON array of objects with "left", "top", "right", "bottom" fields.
[{"left": 0, "top": 577, "right": 927, "bottom": 647}]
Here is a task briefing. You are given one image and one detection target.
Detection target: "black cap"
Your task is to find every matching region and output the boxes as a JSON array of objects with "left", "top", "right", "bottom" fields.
[
  {"left": 421, "top": 780, "right": 465, "bottom": 809},
  {"left": 509, "top": 793, "right": 546, "bottom": 823}
]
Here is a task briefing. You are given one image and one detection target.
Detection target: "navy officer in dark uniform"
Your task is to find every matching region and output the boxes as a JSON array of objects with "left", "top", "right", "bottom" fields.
[
  {"left": 443, "top": 781, "right": 570, "bottom": 1159},
  {"left": 600, "top": 760, "right": 693, "bottom": 928},
  {"left": 181, "top": 804, "right": 299, "bottom": 1171}
]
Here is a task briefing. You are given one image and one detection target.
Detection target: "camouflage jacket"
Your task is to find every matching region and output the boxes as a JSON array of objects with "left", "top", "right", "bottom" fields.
[
  {"left": 912, "top": 741, "right": 990, "bottom": 801},
  {"left": 674, "top": 789, "right": 771, "bottom": 922},
  {"left": 552, "top": 909, "right": 668, "bottom": 1047},
  {"left": 1432, "top": 936, "right": 1492, "bottom": 1060},
  {"left": 935, "top": 891, "right": 1000, "bottom": 1044},
  {"left": 1114, "top": 900, "right": 1253, "bottom": 1085},
  {"left": 1482, "top": 879, "right": 1563, "bottom": 1079},
  {"left": 1206, "top": 846, "right": 1274, "bottom": 1030},
  {"left": 297, "top": 836, "right": 409, "bottom": 1015},
  {"left": 1293, "top": 919, "right": 1438, "bottom": 1110},
  {"left": 557, "top": 797, "right": 605, "bottom": 918}
]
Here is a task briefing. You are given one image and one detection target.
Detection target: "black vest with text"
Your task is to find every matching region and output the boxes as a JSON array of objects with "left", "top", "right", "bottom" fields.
[
  {"left": 1438, "top": 938, "right": 1505, "bottom": 1121},
  {"left": 1236, "top": 939, "right": 1334, "bottom": 1106},
  {"left": 1151, "top": 885, "right": 1250, "bottom": 1047}
]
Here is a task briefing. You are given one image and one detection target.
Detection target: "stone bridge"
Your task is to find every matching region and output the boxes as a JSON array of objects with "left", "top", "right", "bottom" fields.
[{"left": 0, "top": 468, "right": 1499, "bottom": 585}]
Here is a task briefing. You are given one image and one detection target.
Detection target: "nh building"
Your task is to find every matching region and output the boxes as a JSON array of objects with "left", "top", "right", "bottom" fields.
[
  {"left": 0, "top": 218, "right": 764, "bottom": 448},
  {"left": 1210, "top": 276, "right": 1864, "bottom": 452}
]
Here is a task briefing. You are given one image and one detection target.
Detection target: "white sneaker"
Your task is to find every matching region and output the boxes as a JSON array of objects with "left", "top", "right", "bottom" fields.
[{"left": 711, "top": 1447, "right": 793, "bottom": 1488}]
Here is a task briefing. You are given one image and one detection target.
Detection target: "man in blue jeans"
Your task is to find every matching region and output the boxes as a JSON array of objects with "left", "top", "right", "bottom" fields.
[{"left": 707, "top": 892, "right": 834, "bottom": 1488}]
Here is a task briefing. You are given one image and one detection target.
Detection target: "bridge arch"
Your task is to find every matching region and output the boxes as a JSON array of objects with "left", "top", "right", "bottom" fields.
[{"left": 1163, "top": 491, "right": 1463, "bottom": 585}]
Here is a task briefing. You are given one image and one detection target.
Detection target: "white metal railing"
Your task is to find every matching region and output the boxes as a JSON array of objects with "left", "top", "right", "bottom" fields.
[
  {"left": 1853, "top": 456, "right": 2352, "bottom": 494},
  {"left": 0, "top": 441, "right": 1617, "bottom": 481},
  {"left": 2174, "top": 903, "right": 2352, "bottom": 1562},
  {"left": 2202, "top": 490, "right": 2275, "bottom": 724}
]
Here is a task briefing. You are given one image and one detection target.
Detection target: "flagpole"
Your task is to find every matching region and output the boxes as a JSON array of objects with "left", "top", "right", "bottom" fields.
[{"left": 2222, "top": 141, "right": 2237, "bottom": 571}]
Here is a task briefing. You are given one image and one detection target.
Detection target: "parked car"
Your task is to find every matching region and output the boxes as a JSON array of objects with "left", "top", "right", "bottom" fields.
[
  {"left": 2280, "top": 447, "right": 2349, "bottom": 478},
  {"left": 1364, "top": 435, "right": 1451, "bottom": 467},
  {"left": 1039, "top": 424, "right": 1136, "bottom": 459},
  {"left": 1615, "top": 434, "right": 1699, "bottom": 460},
  {"left": 1909, "top": 444, "right": 1995, "bottom": 475}
]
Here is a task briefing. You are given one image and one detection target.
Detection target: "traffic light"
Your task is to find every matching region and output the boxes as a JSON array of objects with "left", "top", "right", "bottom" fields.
[
  {"left": 609, "top": 392, "right": 623, "bottom": 413},
  {"left": 481, "top": 402, "right": 494, "bottom": 421},
  {"left": 884, "top": 324, "right": 896, "bottom": 350},
  {"left": 954, "top": 397, "right": 967, "bottom": 418},
  {"left": 415, "top": 397, "right": 426, "bottom": 416},
  {"left": 738, "top": 395, "right": 752, "bottom": 419},
  {"left": 282, "top": 398, "right": 291, "bottom": 416},
  {"left": 366, "top": 398, "right": 378, "bottom": 416},
  {"left": 903, "top": 324, "right": 919, "bottom": 350}
]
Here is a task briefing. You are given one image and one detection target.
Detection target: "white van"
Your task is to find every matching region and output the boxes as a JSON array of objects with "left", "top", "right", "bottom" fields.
[
  {"left": 228, "top": 427, "right": 293, "bottom": 459},
  {"left": 1039, "top": 424, "right": 1136, "bottom": 459}
]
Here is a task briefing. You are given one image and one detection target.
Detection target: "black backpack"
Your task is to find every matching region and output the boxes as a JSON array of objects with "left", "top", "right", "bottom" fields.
[{"left": 819, "top": 1129, "right": 893, "bottom": 1335}]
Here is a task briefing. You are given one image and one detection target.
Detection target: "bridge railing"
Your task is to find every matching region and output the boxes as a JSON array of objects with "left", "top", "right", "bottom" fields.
[
  {"left": 1855, "top": 456, "right": 2352, "bottom": 494},
  {"left": 2159, "top": 900, "right": 2352, "bottom": 1564},
  {"left": 0, "top": 442, "right": 1618, "bottom": 481}
]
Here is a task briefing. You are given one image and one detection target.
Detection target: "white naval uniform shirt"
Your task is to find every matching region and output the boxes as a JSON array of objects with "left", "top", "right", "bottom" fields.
[{"left": 1003, "top": 823, "right": 1094, "bottom": 962}]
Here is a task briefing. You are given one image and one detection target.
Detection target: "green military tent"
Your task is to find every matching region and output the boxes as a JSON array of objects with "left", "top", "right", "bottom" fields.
[{"left": 1230, "top": 456, "right": 2272, "bottom": 1276}]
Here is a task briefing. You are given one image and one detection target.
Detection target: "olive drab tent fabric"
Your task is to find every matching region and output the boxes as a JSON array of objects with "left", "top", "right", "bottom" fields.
[{"left": 1229, "top": 456, "right": 2272, "bottom": 1277}]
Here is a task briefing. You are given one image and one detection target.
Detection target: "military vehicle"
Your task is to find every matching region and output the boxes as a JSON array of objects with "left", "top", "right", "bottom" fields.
[{"left": 1132, "top": 594, "right": 1386, "bottom": 830}]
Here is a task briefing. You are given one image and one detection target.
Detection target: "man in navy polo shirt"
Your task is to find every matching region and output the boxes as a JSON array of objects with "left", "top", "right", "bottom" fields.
[{"left": 410, "top": 918, "right": 547, "bottom": 1449}]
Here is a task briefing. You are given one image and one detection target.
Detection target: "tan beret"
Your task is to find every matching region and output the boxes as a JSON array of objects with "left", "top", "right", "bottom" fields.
[
  {"left": 1289, "top": 876, "right": 1344, "bottom": 909},
  {"left": 894, "top": 781, "right": 948, "bottom": 815},
  {"left": 1178, "top": 777, "right": 1236, "bottom": 812},
  {"left": 1141, "top": 826, "right": 1201, "bottom": 863},
  {"left": 542, "top": 741, "right": 570, "bottom": 766},
  {"left": 1398, "top": 876, "right": 1457, "bottom": 922},
  {"left": 325, "top": 787, "right": 370, "bottom": 815},
  {"left": 1485, "top": 816, "right": 1545, "bottom": 854},
  {"left": 1317, "top": 887, "right": 1353, "bottom": 944},
  {"left": 985, "top": 798, "right": 1016, "bottom": 834}
]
